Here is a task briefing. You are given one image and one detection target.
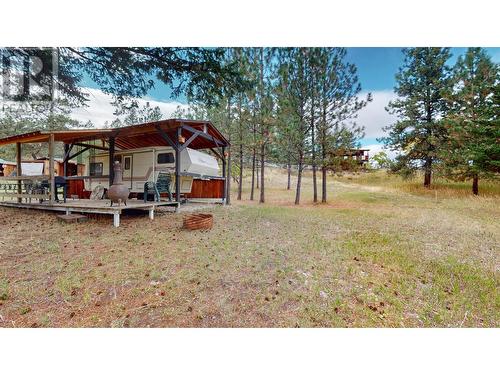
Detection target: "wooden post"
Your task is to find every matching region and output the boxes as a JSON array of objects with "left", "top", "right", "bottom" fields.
[
  {"left": 109, "top": 137, "right": 115, "bottom": 187},
  {"left": 113, "top": 212, "right": 120, "bottom": 227},
  {"left": 16, "top": 142, "right": 22, "bottom": 203},
  {"left": 63, "top": 143, "right": 69, "bottom": 177},
  {"left": 48, "top": 133, "right": 55, "bottom": 204},
  {"left": 175, "top": 127, "right": 181, "bottom": 210},
  {"left": 226, "top": 145, "right": 231, "bottom": 205},
  {"left": 63, "top": 143, "right": 70, "bottom": 203},
  {"left": 222, "top": 146, "right": 227, "bottom": 204}
]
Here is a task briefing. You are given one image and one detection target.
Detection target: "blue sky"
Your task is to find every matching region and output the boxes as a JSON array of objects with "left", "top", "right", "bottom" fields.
[
  {"left": 76, "top": 47, "right": 500, "bottom": 151},
  {"left": 346, "top": 47, "right": 500, "bottom": 92}
]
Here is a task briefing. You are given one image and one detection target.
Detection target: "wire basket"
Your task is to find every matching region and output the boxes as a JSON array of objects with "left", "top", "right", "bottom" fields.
[{"left": 182, "top": 213, "right": 213, "bottom": 230}]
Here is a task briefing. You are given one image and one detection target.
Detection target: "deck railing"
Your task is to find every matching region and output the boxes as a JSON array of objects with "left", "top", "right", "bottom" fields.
[{"left": 0, "top": 175, "right": 52, "bottom": 202}]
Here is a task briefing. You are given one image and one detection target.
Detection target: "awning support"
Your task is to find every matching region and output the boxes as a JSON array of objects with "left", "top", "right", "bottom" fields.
[
  {"left": 16, "top": 142, "right": 22, "bottom": 203},
  {"left": 62, "top": 143, "right": 74, "bottom": 163},
  {"left": 179, "top": 132, "right": 199, "bottom": 152},
  {"left": 108, "top": 137, "right": 115, "bottom": 186},
  {"left": 67, "top": 146, "right": 90, "bottom": 162},
  {"left": 63, "top": 144, "right": 70, "bottom": 177},
  {"left": 73, "top": 142, "right": 109, "bottom": 152},
  {"left": 175, "top": 127, "right": 181, "bottom": 211},
  {"left": 222, "top": 146, "right": 227, "bottom": 205},
  {"left": 209, "top": 148, "right": 223, "bottom": 160},
  {"left": 155, "top": 125, "right": 176, "bottom": 149},
  {"left": 181, "top": 124, "right": 225, "bottom": 147},
  {"left": 48, "top": 133, "right": 55, "bottom": 204}
]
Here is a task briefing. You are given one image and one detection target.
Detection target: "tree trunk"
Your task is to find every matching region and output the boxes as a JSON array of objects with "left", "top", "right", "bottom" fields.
[
  {"left": 424, "top": 158, "right": 432, "bottom": 188},
  {"left": 250, "top": 147, "right": 255, "bottom": 200},
  {"left": 472, "top": 175, "right": 479, "bottom": 195},
  {"left": 312, "top": 158, "right": 317, "bottom": 202},
  {"left": 256, "top": 159, "right": 259, "bottom": 189},
  {"left": 258, "top": 48, "right": 265, "bottom": 204},
  {"left": 237, "top": 96, "right": 243, "bottom": 201},
  {"left": 311, "top": 94, "right": 317, "bottom": 203},
  {"left": 287, "top": 159, "right": 291, "bottom": 190},
  {"left": 295, "top": 152, "right": 304, "bottom": 205},
  {"left": 260, "top": 142, "right": 265, "bottom": 203},
  {"left": 238, "top": 142, "right": 243, "bottom": 200},
  {"left": 321, "top": 166, "right": 327, "bottom": 203},
  {"left": 320, "top": 80, "right": 328, "bottom": 203}
]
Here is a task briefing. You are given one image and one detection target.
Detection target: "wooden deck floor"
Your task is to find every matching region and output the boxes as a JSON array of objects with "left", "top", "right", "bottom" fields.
[{"left": 0, "top": 198, "right": 179, "bottom": 227}]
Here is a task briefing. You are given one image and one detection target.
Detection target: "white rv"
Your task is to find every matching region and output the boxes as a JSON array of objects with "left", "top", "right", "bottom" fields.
[{"left": 85, "top": 146, "right": 220, "bottom": 195}]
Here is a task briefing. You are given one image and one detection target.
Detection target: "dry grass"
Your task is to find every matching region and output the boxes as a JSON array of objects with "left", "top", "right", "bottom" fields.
[
  {"left": 0, "top": 168, "right": 498, "bottom": 327},
  {"left": 336, "top": 169, "right": 500, "bottom": 198}
]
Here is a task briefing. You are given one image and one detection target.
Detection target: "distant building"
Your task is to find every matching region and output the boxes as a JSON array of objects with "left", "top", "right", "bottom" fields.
[
  {"left": 325, "top": 148, "right": 370, "bottom": 171},
  {"left": 341, "top": 149, "right": 370, "bottom": 166}
]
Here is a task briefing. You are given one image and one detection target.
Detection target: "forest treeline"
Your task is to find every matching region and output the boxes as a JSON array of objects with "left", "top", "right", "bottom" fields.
[
  {"left": 0, "top": 47, "right": 498, "bottom": 200},
  {"left": 175, "top": 47, "right": 499, "bottom": 199}
]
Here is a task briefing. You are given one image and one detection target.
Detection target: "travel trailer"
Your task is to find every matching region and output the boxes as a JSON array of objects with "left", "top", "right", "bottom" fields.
[{"left": 85, "top": 146, "right": 221, "bottom": 196}]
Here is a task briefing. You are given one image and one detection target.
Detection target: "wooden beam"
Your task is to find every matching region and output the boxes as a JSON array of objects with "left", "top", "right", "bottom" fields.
[
  {"left": 226, "top": 145, "right": 231, "bottom": 205},
  {"left": 67, "top": 146, "right": 90, "bottom": 161},
  {"left": 210, "top": 148, "right": 223, "bottom": 160},
  {"left": 175, "top": 127, "right": 181, "bottom": 208},
  {"left": 178, "top": 131, "right": 199, "bottom": 152},
  {"left": 48, "top": 133, "right": 55, "bottom": 204},
  {"left": 222, "top": 146, "right": 227, "bottom": 204},
  {"left": 63, "top": 144, "right": 69, "bottom": 177},
  {"left": 109, "top": 137, "right": 115, "bottom": 186},
  {"left": 73, "top": 142, "right": 109, "bottom": 151},
  {"left": 155, "top": 125, "right": 177, "bottom": 149},
  {"left": 0, "top": 175, "right": 47, "bottom": 181},
  {"left": 0, "top": 193, "right": 50, "bottom": 199},
  {"left": 62, "top": 143, "right": 74, "bottom": 163},
  {"left": 16, "top": 142, "right": 22, "bottom": 203},
  {"left": 181, "top": 124, "right": 225, "bottom": 147}
]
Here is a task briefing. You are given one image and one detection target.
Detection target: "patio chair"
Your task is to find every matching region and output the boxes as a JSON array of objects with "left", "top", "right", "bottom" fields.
[
  {"left": 144, "top": 173, "right": 172, "bottom": 202},
  {"left": 90, "top": 185, "right": 105, "bottom": 200}
]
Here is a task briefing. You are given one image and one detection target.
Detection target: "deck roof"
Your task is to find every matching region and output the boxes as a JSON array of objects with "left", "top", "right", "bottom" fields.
[{"left": 0, "top": 119, "right": 229, "bottom": 150}]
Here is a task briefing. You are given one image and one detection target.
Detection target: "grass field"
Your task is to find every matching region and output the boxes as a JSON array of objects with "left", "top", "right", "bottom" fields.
[{"left": 0, "top": 169, "right": 498, "bottom": 327}]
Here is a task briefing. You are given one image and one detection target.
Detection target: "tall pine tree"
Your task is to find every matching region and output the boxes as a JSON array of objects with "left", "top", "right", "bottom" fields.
[
  {"left": 381, "top": 48, "right": 452, "bottom": 187},
  {"left": 441, "top": 48, "right": 499, "bottom": 194},
  {"left": 317, "top": 48, "right": 369, "bottom": 202}
]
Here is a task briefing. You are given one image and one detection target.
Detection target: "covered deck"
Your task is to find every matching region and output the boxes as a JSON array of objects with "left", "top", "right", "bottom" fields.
[
  {"left": 0, "top": 198, "right": 177, "bottom": 227},
  {"left": 0, "top": 119, "right": 230, "bottom": 226}
]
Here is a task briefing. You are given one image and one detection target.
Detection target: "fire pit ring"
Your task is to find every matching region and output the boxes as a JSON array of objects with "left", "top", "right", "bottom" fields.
[{"left": 183, "top": 213, "right": 213, "bottom": 230}]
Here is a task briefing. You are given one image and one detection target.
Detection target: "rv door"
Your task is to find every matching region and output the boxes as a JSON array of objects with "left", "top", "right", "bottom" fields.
[{"left": 123, "top": 155, "right": 133, "bottom": 189}]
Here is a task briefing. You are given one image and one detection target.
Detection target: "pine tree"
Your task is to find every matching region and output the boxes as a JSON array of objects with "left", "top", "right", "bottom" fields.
[
  {"left": 441, "top": 48, "right": 499, "bottom": 194},
  {"left": 281, "top": 48, "right": 313, "bottom": 205},
  {"left": 317, "top": 48, "right": 369, "bottom": 202},
  {"left": 380, "top": 48, "right": 452, "bottom": 187},
  {"left": 308, "top": 48, "right": 322, "bottom": 203},
  {"left": 1, "top": 47, "right": 247, "bottom": 108},
  {"left": 112, "top": 101, "right": 163, "bottom": 126}
]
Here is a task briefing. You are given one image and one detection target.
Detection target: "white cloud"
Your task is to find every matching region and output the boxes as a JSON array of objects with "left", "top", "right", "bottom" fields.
[
  {"left": 70, "top": 88, "right": 401, "bottom": 155},
  {"left": 355, "top": 90, "right": 398, "bottom": 139},
  {"left": 70, "top": 87, "right": 188, "bottom": 128},
  {"left": 364, "top": 143, "right": 399, "bottom": 160}
]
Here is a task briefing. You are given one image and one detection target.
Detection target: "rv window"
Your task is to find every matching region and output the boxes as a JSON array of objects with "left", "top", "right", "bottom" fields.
[
  {"left": 124, "top": 157, "right": 131, "bottom": 170},
  {"left": 89, "top": 162, "right": 103, "bottom": 176},
  {"left": 157, "top": 152, "right": 175, "bottom": 164}
]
